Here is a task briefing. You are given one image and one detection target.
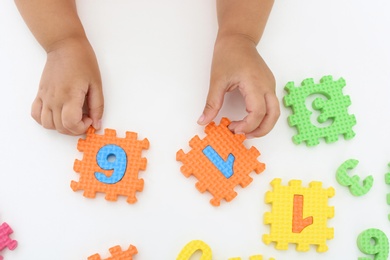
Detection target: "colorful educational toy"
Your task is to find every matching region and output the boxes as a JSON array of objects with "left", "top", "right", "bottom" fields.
[
  {"left": 263, "top": 178, "right": 335, "bottom": 252},
  {"left": 283, "top": 75, "right": 356, "bottom": 146},
  {"left": 385, "top": 164, "right": 390, "bottom": 220},
  {"left": 176, "top": 117, "right": 265, "bottom": 206},
  {"left": 336, "top": 159, "right": 373, "bottom": 196},
  {"left": 0, "top": 222, "right": 17, "bottom": 259},
  {"left": 229, "top": 256, "right": 275, "bottom": 260},
  {"left": 177, "top": 240, "right": 212, "bottom": 260},
  {"left": 357, "top": 228, "right": 389, "bottom": 260},
  {"left": 176, "top": 240, "right": 274, "bottom": 260},
  {"left": 71, "top": 127, "right": 149, "bottom": 203},
  {"left": 88, "top": 244, "right": 138, "bottom": 260}
]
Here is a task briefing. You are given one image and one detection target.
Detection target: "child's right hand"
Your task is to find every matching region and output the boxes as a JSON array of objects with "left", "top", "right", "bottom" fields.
[{"left": 31, "top": 38, "right": 104, "bottom": 135}]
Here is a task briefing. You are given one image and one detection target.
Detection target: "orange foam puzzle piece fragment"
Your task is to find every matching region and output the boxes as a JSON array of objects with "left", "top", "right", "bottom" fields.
[
  {"left": 176, "top": 117, "right": 265, "bottom": 206},
  {"left": 71, "top": 127, "right": 149, "bottom": 203},
  {"left": 88, "top": 244, "right": 137, "bottom": 260}
]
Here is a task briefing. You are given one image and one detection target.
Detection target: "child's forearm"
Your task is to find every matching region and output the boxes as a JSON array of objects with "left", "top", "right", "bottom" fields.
[
  {"left": 216, "top": 0, "right": 274, "bottom": 44},
  {"left": 14, "top": 0, "right": 87, "bottom": 52}
]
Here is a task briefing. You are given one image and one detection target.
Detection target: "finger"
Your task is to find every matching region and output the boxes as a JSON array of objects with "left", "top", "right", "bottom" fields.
[
  {"left": 230, "top": 88, "right": 266, "bottom": 134},
  {"left": 40, "top": 107, "right": 55, "bottom": 129},
  {"left": 198, "top": 80, "right": 226, "bottom": 125},
  {"left": 31, "top": 98, "right": 43, "bottom": 124},
  {"left": 246, "top": 93, "right": 280, "bottom": 138},
  {"left": 87, "top": 83, "right": 104, "bottom": 130},
  {"left": 52, "top": 106, "right": 74, "bottom": 135},
  {"left": 62, "top": 99, "right": 93, "bottom": 135}
]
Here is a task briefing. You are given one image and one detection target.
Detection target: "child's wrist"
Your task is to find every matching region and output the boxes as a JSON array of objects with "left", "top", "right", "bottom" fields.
[
  {"left": 44, "top": 35, "right": 91, "bottom": 54},
  {"left": 214, "top": 32, "right": 258, "bottom": 54},
  {"left": 216, "top": 30, "right": 259, "bottom": 46}
]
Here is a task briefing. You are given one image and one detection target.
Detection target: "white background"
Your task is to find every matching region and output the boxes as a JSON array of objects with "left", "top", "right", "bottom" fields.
[{"left": 1, "top": 1, "right": 390, "bottom": 259}]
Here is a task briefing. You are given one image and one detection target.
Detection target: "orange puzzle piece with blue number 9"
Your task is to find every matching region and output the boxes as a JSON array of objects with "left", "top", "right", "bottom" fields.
[
  {"left": 71, "top": 127, "right": 149, "bottom": 203},
  {"left": 176, "top": 118, "right": 265, "bottom": 206}
]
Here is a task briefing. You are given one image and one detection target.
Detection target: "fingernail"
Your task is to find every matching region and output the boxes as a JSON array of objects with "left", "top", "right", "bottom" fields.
[
  {"left": 197, "top": 114, "right": 205, "bottom": 124},
  {"left": 94, "top": 119, "right": 102, "bottom": 130}
]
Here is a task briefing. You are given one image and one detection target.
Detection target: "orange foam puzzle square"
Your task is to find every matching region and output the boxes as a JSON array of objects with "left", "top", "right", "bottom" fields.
[
  {"left": 71, "top": 127, "right": 149, "bottom": 203},
  {"left": 176, "top": 117, "right": 265, "bottom": 206}
]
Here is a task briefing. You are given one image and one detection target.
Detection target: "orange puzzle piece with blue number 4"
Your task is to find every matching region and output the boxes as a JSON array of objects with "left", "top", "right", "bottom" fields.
[{"left": 176, "top": 118, "right": 265, "bottom": 206}]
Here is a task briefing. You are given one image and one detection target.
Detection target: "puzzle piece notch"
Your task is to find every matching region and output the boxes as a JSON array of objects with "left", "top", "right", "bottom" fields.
[
  {"left": 336, "top": 159, "right": 373, "bottom": 196},
  {"left": 284, "top": 75, "right": 356, "bottom": 146},
  {"left": 71, "top": 127, "right": 149, "bottom": 204},
  {"left": 88, "top": 244, "right": 138, "bottom": 260},
  {"left": 0, "top": 222, "right": 17, "bottom": 259},
  {"left": 176, "top": 117, "right": 265, "bottom": 206},
  {"left": 263, "top": 178, "right": 334, "bottom": 252}
]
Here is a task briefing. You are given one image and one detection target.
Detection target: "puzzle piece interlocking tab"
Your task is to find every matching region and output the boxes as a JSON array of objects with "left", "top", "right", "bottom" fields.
[
  {"left": 284, "top": 75, "right": 356, "bottom": 146},
  {"left": 176, "top": 117, "right": 265, "bottom": 206},
  {"left": 71, "top": 127, "right": 149, "bottom": 203},
  {"left": 263, "top": 178, "right": 335, "bottom": 252},
  {"left": 88, "top": 244, "right": 138, "bottom": 260},
  {"left": 0, "top": 222, "right": 17, "bottom": 259}
]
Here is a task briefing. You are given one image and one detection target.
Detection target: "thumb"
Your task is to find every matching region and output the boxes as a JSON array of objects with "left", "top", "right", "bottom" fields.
[
  {"left": 198, "top": 82, "right": 225, "bottom": 125},
  {"left": 87, "top": 84, "right": 104, "bottom": 130}
]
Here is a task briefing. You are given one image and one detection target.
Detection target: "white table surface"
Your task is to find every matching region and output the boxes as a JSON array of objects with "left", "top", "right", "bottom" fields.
[{"left": 1, "top": 0, "right": 390, "bottom": 259}]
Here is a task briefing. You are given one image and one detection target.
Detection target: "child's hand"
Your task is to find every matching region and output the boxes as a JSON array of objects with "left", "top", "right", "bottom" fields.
[
  {"left": 198, "top": 34, "right": 280, "bottom": 138},
  {"left": 31, "top": 38, "right": 104, "bottom": 135}
]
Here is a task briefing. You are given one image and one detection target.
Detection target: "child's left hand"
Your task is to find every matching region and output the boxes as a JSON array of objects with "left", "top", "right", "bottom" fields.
[{"left": 197, "top": 34, "right": 280, "bottom": 138}]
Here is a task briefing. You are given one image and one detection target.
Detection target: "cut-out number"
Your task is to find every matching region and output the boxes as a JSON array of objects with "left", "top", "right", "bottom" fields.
[
  {"left": 357, "top": 228, "right": 389, "bottom": 260},
  {"left": 336, "top": 159, "right": 373, "bottom": 196},
  {"left": 292, "top": 194, "right": 313, "bottom": 233},
  {"left": 176, "top": 240, "right": 212, "bottom": 260},
  {"left": 95, "top": 144, "right": 127, "bottom": 184},
  {"left": 203, "top": 145, "right": 235, "bottom": 178}
]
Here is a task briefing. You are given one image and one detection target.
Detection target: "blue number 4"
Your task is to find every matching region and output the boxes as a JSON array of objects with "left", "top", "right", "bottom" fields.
[
  {"left": 95, "top": 144, "right": 127, "bottom": 184},
  {"left": 203, "top": 145, "right": 235, "bottom": 179}
]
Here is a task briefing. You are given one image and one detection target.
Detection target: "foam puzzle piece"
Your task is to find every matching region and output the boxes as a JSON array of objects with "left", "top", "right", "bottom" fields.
[
  {"left": 176, "top": 240, "right": 212, "bottom": 260},
  {"left": 283, "top": 75, "right": 356, "bottom": 146},
  {"left": 263, "top": 178, "right": 335, "bottom": 252},
  {"left": 0, "top": 222, "right": 17, "bottom": 259},
  {"left": 357, "top": 228, "right": 389, "bottom": 260},
  {"left": 176, "top": 117, "right": 265, "bottom": 206},
  {"left": 229, "top": 256, "right": 275, "bottom": 260},
  {"left": 385, "top": 163, "right": 390, "bottom": 221},
  {"left": 88, "top": 244, "right": 138, "bottom": 260},
  {"left": 292, "top": 194, "right": 313, "bottom": 233},
  {"left": 336, "top": 159, "right": 373, "bottom": 196},
  {"left": 71, "top": 127, "right": 149, "bottom": 203},
  {"left": 176, "top": 240, "right": 275, "bottom": 260}
]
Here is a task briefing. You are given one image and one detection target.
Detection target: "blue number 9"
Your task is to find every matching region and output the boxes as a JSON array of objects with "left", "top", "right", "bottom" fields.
[{"left": 94, "top": 144, "right": 127, "bottom": 184}]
